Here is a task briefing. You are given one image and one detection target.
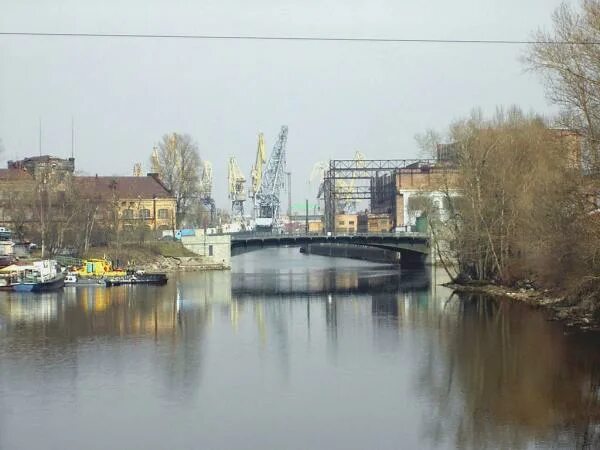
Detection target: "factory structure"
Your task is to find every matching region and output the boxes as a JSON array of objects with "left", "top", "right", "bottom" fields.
[{"left": 224, "top": 127, "right": 459, "bottom": 235}]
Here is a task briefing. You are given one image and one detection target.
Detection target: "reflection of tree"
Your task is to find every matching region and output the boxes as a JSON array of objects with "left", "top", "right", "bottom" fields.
[{"left": 419, "top": 294, "right": 600, "bottom": 449}]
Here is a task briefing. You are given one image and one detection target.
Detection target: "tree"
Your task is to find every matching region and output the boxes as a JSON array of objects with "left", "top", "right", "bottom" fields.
[
  {"left": 526, "top": 0, "right": 600, "bottom": 172},
  {"left": 421, "top": 107, "right": 584, "bottom": 285},
  {"left": 151, "top": 133, "right": 201, "bottom": 227}
]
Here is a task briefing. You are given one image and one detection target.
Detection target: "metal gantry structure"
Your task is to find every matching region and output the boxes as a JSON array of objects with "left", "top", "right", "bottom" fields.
[
  {"left": 255, "top": 125, "right": 288, "bottom": 230},
  {"left": 228, "top": 156, "right": 246, "bottom": 218},
  {"left": 322, "top": 158, "right": 437, "bottom": 232}
]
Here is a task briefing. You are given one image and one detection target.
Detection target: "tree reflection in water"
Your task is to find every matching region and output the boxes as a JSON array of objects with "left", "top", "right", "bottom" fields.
[{"left": 420, "top": 293, "right": 600, "bottom": 449}]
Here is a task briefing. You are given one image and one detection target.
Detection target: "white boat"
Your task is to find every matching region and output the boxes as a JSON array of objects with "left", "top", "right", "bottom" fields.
[
  {"left": 65, "top": 274, "right": 77, "bottom": 284},
  {"left": 13, "top": 260, "right": 65, "bottom": 292}
]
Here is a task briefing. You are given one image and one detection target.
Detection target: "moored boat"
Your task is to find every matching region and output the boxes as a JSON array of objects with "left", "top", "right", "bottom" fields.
[
  {"left": 105, "top": 271, "right": 168, "bottom": 287},
  {"left": 0, "top": 227, "right": 16, "bottom": 269},
  {"left": 13, "top": 260, "right": 65, "bottom": 293},
  {"left": 64, "top": 273, "right": 105, "bottom": 287}
]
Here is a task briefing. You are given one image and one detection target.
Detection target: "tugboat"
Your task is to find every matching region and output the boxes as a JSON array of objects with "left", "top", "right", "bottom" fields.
[{"left": 13, "top": 260, "right": 65, "bottom": 292}]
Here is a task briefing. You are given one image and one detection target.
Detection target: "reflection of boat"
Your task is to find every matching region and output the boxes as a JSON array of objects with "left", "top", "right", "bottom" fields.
[
  {"left": 105, "top": 272, "right": 168, "bottom": 287},
  {"left": 13, "top": 260, "right": 65, "bottom": 293}
]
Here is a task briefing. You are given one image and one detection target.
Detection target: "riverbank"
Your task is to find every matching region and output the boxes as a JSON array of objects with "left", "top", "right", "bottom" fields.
[
  {"left": 83, "top": 242, "right": 228, "bottom": 272},
  {"left": 448, "top": 281, "right": 600, "bottom": 332}
]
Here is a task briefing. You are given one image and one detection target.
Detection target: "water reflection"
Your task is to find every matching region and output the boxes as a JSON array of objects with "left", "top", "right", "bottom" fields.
[
  {"left": 419, "top": 294, "right": 600, "bottom": 449},
  {"left": 0, "top": 250, "right": 599, "bottom": 449}
]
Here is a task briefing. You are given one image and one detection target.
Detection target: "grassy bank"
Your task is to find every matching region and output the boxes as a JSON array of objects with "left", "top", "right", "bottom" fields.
[{"left": 84, "top": 241, "right": 196, "bottom": 265}]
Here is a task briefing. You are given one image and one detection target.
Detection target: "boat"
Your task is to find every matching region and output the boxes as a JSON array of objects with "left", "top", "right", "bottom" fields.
[
  {"left": 0, "top": 227, "right": 16, "bottom": 268},
  {"left": 0, "top": 272, "right": 19, "bottom": 291},
  {"left": 105, "top": 271, "right": 168, "bottom": 287},
  {"left": 73, "top": 258, "right": 126, "bottom": 278},
  {"left": 13, "top": 260, "right": 65, "bottom": 292},
  {"left": 64, "top": 273, "right": 105, "bottom": 287}
]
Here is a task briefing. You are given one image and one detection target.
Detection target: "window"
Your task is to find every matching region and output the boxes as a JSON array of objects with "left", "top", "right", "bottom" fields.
[
  {"left": 158, "top": 209, "right": 170, "bottom": 219},
  {"left": 140, "top": 208, "right": 151, "bottom": 219},
  {"left": 349, "top": 221, "right": 355, "bottom": 225},
  {"left": 208, "top": 245, "right": 214, "bottom": 256},
  {"left": 122, "top": 209, "right": 134, "bottom": 220},
  {"left": 338, "top": 221, "right": 345, "bottom": 225}
]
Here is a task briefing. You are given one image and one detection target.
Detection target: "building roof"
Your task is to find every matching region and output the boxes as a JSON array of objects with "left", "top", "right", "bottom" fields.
[
  {"left": 0, "top": 168, "right": 34, "bottom": 181},
  {"left": 74, "top": 175, "right": 174, "bottom": 200}
]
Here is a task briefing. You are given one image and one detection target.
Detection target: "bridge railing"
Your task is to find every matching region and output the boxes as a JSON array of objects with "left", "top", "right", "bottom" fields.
[{"left": 230, "top": 230, "right": 429, "bottom": 240}]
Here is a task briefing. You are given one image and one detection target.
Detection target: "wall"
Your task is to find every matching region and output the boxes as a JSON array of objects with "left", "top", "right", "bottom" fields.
[
  {"left": 181, "top": 232, "right": 231, "bottom": 268},
  {"left": 117, "top": 197, "right": 176, "bottom": 231},
  {"left": 367, "top": 214, "right": 393, "bottom": 233},
  {"left": 335, "top": 214, "right": 357, "bottom": 234},
  {"left": 386, "top": 167, "right": 460, "bottom": 230},
  {"left": 308, "top": 219, "right": 324, "bottom": 234}
]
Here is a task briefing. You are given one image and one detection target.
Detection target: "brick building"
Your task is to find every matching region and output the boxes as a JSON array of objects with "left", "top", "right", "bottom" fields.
[
  {"left": 371, "top": 163, "right": 460, "bottom": 231},
  {"left": 75, "top": 174, "right": 176, "bottom": 231},
  {"left": 0, "top": 155, "right": 177, "bottom": 234}
]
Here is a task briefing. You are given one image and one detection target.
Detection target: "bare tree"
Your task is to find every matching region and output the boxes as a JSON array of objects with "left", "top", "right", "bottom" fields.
[
  {"left": 7, "top": 191, "right": 34, "bottom": 242},
  {"left": 419, "top": 107, "right": 584, "bottom": 285},
  {"left": 526, "top": 0, "right": 600, "bottom": 172},
  {"left": 151, "top": 133, "right": 201, "bottom": 226}
]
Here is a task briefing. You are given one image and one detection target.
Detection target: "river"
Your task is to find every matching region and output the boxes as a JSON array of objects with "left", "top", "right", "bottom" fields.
[{"left": 0, "top": 248, "right": 599, "bottom": 449}]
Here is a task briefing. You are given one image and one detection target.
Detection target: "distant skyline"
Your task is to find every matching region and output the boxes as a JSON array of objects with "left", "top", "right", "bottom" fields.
[{"left": 0, "top": 0, "right": 570, "bottom": 209}]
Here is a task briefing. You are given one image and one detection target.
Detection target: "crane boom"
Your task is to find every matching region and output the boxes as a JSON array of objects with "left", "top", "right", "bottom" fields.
[
  {"left": 255, "top": 126, "right": 288, "bottom": 230},
  {"left": 251, "top": 133, "right": 266, "bottom": 196}
]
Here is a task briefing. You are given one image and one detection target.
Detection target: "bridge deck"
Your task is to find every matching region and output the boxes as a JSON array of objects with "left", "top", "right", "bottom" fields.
[{"left": 230, "top": 232, "right": 430, "bottom": 259}]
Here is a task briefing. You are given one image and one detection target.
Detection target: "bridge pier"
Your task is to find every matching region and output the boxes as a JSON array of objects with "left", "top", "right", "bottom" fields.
[{"left": 301, "top": 243, "right": 430, "bottom": 267}]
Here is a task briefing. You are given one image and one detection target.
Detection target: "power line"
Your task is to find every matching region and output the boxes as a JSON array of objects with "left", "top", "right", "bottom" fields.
[{"left": 0, "top": 31, "right": 598, "bottom": 45}]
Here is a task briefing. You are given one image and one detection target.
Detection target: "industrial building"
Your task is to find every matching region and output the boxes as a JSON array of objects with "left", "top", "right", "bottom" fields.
[{"left": 322, "top": 158, "right": 459, "bottom": 233}]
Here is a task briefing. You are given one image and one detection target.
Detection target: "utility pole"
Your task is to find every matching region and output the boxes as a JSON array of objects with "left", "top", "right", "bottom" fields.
[
  {"left": 38, "top": 117, "right": 42, "bottom": 156},
  {"left": 71, "top": 117, "right": 74, "bottom": 158},
  {"left": 305, "top": 199, "right": 309, "bottom": 234}
]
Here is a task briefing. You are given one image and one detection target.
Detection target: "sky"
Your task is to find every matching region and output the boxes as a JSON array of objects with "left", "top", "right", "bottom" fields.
[{"left": 0, "top": 0, "right": 571, "bottom": 211}]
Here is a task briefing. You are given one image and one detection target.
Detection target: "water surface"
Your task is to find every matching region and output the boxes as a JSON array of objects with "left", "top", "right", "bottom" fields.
[{"left": 0, "top": 248, "right": 599, "bottom": 449}]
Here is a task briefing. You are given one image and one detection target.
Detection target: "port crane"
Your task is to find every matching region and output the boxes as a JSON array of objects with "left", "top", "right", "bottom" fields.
[
  {"left": 198, "top": 160, "right": 216, "bottom": 225},
  {"left": 228, "top": 156, "right": 246, "bottom": 218},
  {"left": 250, "top": 133, "right": 267, "bottom": 208},
  {"left": 254, "top": 126, "right": 288, "bottom": 230}
]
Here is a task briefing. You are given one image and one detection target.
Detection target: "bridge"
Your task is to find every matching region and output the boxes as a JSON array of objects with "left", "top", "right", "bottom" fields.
[{"left": 230, "top": 232, "right": 430, "bottom": 265}]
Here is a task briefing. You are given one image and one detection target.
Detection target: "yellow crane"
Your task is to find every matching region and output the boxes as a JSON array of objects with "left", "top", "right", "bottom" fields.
[
  {"left": 251, "top": 133, "right": 266, "bottom": 199},
  {"left": 151, "top": 146, "right": 161, "bottom": 176},
  {"left": 228, "top": 157, "right": 246, "bottom": 217}
]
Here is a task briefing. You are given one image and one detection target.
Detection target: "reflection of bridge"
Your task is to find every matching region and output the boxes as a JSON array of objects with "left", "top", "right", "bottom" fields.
[
  {"left": 231, "top": 267, "right": 430, "bottom": 298},
  {"left": 230, "top": 232, "right": 430, "bottom": 265}
]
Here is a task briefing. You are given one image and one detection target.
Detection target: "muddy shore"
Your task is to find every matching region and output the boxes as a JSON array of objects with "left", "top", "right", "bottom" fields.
[
  {"left": 144, "top": 255, "right": 228, "bottom": 272},
  {"left": 447, "top": 283, "right": 600, "bottom": 332}
]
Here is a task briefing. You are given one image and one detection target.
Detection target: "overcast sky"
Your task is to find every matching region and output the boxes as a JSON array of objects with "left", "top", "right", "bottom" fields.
[{"left": 0, "top": 0, "right": 570, "bottom": 210}]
